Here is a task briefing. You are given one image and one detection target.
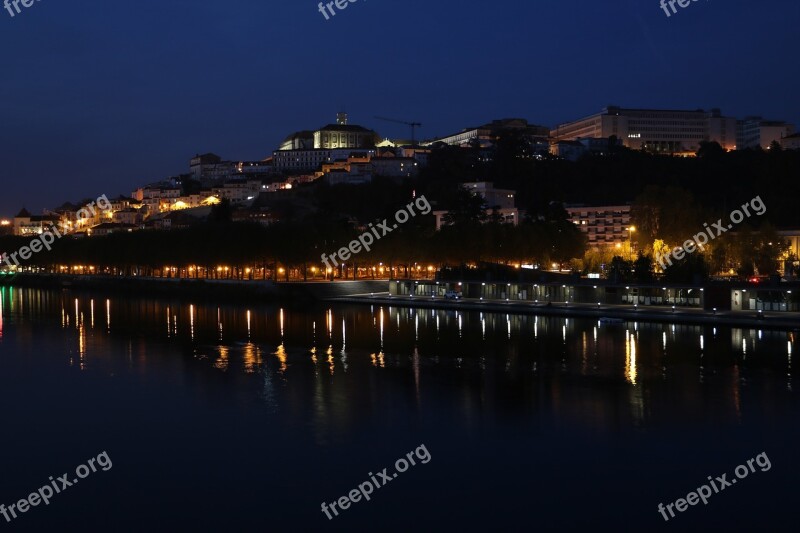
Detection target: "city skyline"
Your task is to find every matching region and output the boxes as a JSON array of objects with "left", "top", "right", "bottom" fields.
[
  {"left": 1, "top": 0, "right": 798, "bottom": 215},
  {"left": 2, "top": 102, "right": 797, "bottom": 219}
]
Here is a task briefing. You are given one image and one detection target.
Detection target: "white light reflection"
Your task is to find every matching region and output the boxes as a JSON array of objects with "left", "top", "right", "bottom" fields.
[
  {"left": 379, "top": 308, "right": 384, "bottom": 348},
  {"left": 625, "top": 330, "right": 637, "bottom": 385},
  {"left": 189, "top": 304, "right": 195, "bottom": 341}
]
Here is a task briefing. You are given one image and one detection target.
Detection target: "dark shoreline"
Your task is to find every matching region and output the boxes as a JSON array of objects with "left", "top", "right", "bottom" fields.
[{"left": 4, "top": 274, "right": 799, "bottom": 330}]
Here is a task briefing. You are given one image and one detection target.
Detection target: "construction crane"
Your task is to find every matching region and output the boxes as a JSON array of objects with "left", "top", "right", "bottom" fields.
[{"left": 374, "top": 116, "right": 422, "bottom": 146}]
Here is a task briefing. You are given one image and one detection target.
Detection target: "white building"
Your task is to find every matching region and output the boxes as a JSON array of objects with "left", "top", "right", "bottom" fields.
[{"left": 552, "top": 106, "right": 738, "bottom": 154}]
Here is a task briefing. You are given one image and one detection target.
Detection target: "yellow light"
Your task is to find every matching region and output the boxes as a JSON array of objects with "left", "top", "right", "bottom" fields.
[
  {"left": 245, "top": 268, "right": 252, "bottom": 274},
  {"left": 629, "top": 226, "right": 636, "bottom": 233},
  {"left": 278, "top": 268, "right": 285, "bottom": 274}
]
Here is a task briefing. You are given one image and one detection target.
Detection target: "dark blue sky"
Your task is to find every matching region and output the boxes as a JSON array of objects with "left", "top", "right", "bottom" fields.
[{"left": 1, "top": 0, "right": 797, "bottom": 216}]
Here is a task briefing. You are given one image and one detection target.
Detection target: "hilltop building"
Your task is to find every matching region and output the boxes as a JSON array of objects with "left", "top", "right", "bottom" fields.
[{"left": 552, "top": 106, "right": 738, "bottom": 154}]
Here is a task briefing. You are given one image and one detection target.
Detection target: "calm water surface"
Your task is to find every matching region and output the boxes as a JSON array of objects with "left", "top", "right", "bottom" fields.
[{"left": 0, "top": 287, "right": 797, "bottom": 531}]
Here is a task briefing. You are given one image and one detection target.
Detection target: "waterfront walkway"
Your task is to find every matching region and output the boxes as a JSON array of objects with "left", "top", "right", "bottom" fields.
[{"left": 328, "top": 293, "right": 800, "bottom": 331}]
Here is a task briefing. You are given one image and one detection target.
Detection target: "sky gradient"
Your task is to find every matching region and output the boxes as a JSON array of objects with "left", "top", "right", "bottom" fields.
[{"left": 1, "top": 0, "right": 798, "bottom": 216}]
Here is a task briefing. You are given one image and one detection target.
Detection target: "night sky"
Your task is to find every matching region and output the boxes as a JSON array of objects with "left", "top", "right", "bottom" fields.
[{"left": 1, "top": 0, "right": 797, "bottom": 216}]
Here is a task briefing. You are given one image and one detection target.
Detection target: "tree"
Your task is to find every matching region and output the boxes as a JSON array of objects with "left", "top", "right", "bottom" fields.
[
  {"left": 696, "top": 141, "right": 725, "bottom": 159},
  {"left": 209, "top": 198, "right": 233, "bottom": 223},
  {"left": 442, "top": 187, "right": 488, "bottom": 226},
  {"left": 631, "top": 186, "right": 704, "bottom": 248},
  {"left": 633, "top": 252, "right": 655, "bottom": 282},
  {"left": 652, "top": 239, "right": 671, "bottom": 272},
  {"left": 607, "top": 256, "right": 632, "bottom": 283},
  {"left": 662, "top": 253, "right": 710, "bottom": 283}
]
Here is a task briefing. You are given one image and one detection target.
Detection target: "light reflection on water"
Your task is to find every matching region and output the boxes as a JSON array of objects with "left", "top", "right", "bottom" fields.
[{"left": 0, "top": 287, "right": 796, "bottom": 435}]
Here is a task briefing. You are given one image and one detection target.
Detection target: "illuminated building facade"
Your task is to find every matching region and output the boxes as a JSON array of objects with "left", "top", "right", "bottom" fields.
[{"left": 566, "top": 204, "right": 632, "bottom": 249}]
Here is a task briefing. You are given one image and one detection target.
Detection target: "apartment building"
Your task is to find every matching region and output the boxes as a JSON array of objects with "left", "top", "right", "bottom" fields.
[{"left": 566, "top": 204, "right": 633, "bottom": 249}]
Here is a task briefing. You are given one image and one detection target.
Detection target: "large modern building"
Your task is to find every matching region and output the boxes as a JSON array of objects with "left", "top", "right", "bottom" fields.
[
  {"left": 565, "top": 204, "right": 633, "bottom": 250},
  {"left": 552, "top": 106, "right": 738, "bottom": 154},
  {"left": 736, "top": 117, "right": 795, "bottom": 150}
]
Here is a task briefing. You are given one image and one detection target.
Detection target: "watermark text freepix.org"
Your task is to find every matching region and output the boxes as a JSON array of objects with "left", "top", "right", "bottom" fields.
[
  {"left": 660, "top": 0, "right": 706, "bottom": 18},
  {"left": 657, "top": 451, "right": 771, "bottom": 522},
  {"left": 321, "top": 195, "right": 431, "bottom": 270},
  {"left": 656, "top": 195, "right": 766, "bottom": 270},
  {"left": 0, "top": 451, "right": 113, "bottom": 524},
  {"left": 321, "top": 444, "right": 431, "bottom": 520},
  {"left": 2, "top": 194, "right": 111, "bottom": 268},
  {"left": 317, "top": 0, "right": 365, "bottom": 21},
  {"left": 4, "top": 0, "right": 43, "bottom": 18}
]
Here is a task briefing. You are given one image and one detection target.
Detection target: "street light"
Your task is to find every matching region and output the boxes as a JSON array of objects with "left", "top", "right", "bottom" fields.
[{"left": 628, "top": 226, "right": 636, "bottom": 261}]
